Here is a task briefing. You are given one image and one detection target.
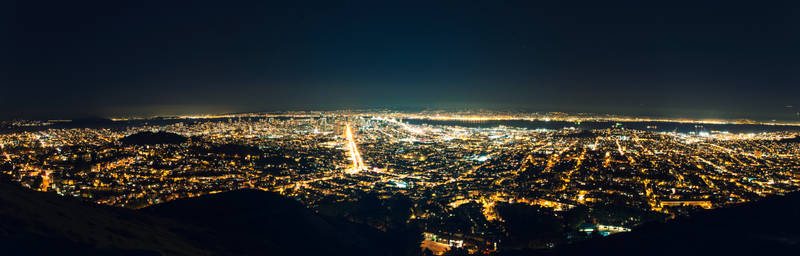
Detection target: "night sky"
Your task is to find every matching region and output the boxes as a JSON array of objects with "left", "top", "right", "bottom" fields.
[{"left": 6, "top": 0, "right": 800, "bottom": 121}]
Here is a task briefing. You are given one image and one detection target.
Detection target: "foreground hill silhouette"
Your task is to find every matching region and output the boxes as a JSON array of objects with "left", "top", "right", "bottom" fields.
[
  {"left": 0, "top": 175, "right": 204, "bottom": 255},
  {"left": 501, "top": 192, "right": 800, "bottom": 256},
  {"left": 142, "top": 190, "right": 418, "bottom": 256},
  {"left": 0, "top": 175, "right": 413, "bottom": 256}
]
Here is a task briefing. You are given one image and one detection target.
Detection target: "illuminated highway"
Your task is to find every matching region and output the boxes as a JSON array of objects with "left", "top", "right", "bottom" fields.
[{"left": 345, "top": 123, "right": 366, "bottom": 173}]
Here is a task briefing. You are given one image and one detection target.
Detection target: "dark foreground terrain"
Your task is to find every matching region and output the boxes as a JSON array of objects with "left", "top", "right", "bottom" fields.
[
  {"left": 0, "top": 175, "right": 415, "bottom": 256},
  {"left": 501, "top": 194, "right": 800, "bottom": 256},
  {"left": 2, "top": 173, "right": 799, "bottom": 256}
]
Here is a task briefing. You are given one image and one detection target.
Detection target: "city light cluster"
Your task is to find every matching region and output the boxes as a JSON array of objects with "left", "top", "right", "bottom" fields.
[{"left": 1, "top": 111, "right": 799, "bottom": 254}]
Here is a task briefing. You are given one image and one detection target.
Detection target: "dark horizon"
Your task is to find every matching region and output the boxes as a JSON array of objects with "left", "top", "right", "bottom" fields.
[{"left": 6, "top": 0, "right": 800, "bottom": 121}]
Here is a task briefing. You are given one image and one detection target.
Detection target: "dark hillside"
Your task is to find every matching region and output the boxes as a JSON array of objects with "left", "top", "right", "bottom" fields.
[
  {"left": 500, "top": 192, "right": 800, "bottom": 256},
  {"left": 0, "top": 176, "right": 209, "bottom": 256},
  {"left": 120, "top": 132, "right": 188, "bottom": 145},
  {"left": 0, "top": 174, "right": 419, "bottom": 256},
  {"left": 144, "top": 190, "right": 387, "bottom": 256}
]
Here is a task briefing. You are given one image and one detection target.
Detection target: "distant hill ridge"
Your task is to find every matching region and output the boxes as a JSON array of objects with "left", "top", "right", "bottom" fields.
[
  {"left": 119, "top": 131, "right": 188, "bottom": 145},
  {"left": 778, "top": 136, "right": 800, "bottom": 143}
]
